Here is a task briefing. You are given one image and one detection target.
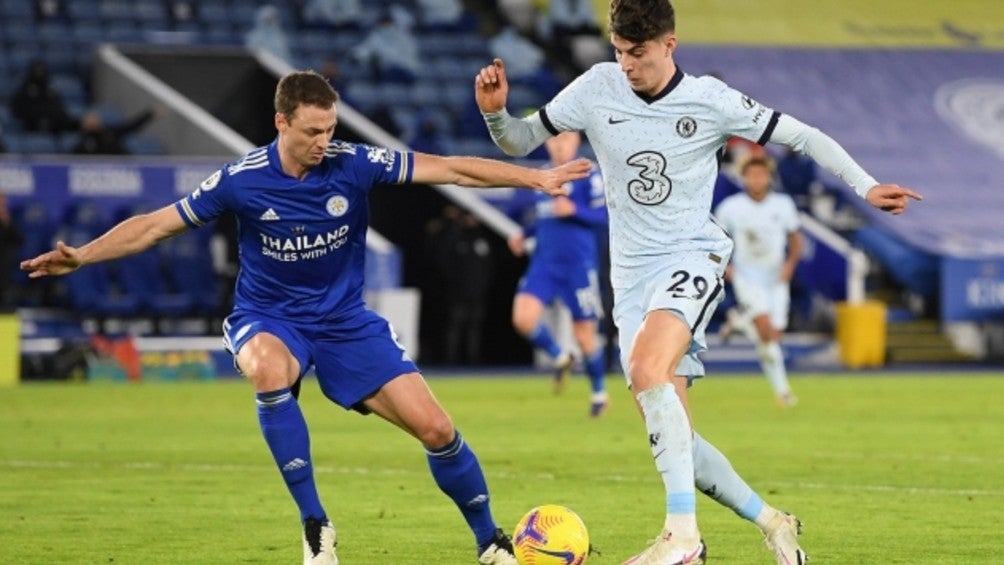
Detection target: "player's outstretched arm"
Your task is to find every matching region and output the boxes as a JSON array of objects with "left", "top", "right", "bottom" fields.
[
  {"left": 20, "top": 205, "right": 189, "bottom": 278},
  {"left": 474, "top": 58, "right": 509, "bottom": 114},
  {"left": 769, "top": 114, "right": 922, "bottom": 215},
  {"left": 411, "top": 153, "right": 590, "bottom": 196},
  {"left": 864, "top": 184, "right": 923, "bottom": 215}
]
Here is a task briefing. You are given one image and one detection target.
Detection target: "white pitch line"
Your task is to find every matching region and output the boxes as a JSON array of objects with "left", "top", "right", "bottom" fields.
[
  {"left": 3, "top": 459, "right": 1000, "bottom": 497},
  {"left": 809, "top": 451, "right": 1004, "bottom": 465}
]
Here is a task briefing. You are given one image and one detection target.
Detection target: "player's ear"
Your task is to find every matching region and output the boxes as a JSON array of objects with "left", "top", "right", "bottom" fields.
[
  {"left": 275, "top": 112, "right": 287, "bottom": 132},
  {"left": 664, "top": 33, "right": 677, "bottom": 54}
]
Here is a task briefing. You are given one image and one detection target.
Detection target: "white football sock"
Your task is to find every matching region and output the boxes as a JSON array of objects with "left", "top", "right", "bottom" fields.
[{"left": 757, "top": 341, "right": 791, "bottom": 397}]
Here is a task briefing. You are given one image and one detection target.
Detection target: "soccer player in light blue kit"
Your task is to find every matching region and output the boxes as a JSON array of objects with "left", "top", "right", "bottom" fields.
[
  {"left": 508, "top": 130, "right": 610, "bottom": 416},
  {"left": 21, "top": 71, "right": 592, "bottom": 565},
  {"left": 475, "top": 1, "right": 921, "bottom": 563},
  {"left": 715, "top": 154, "right": 803, "bottom": 407}
]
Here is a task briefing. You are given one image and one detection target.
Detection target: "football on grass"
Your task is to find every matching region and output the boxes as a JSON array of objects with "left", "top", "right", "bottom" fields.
[{"left": 512, "top": 504, "right": 590, "bottom": 564}]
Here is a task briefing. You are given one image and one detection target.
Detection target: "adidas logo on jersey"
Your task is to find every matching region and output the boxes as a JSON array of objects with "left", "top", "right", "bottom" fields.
[{"left": 260, "top": 208, "right": 281, "bottom": 221}]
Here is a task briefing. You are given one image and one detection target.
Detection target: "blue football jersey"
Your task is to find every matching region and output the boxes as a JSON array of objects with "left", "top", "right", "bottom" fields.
[
  {"left": 175, "top": 139, "right": 413, "bottom": 323},
  {"left": 527, "top": 166, "right": 607, "bottom": 266}
]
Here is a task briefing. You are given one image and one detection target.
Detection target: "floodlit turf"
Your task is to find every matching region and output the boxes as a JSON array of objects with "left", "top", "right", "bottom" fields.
[{"left": 2, "top": 372, "right": 1002, "bottom": 563}]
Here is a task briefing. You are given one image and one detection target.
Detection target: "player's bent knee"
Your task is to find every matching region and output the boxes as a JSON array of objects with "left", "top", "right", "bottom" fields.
[
  {"left": 511, "top": 311, "right": 536, "bottom": 335},
  {"left": 626, "top": 357, "right": 673, "bottom": 392},
  {"left": 418, "top": 416, "right": 457, "bottom": 450}
]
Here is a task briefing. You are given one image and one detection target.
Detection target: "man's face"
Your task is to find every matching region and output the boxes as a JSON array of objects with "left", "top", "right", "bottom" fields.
[
  {"left": 611, "top": 33, "right": 676, "bottom": 96},
  {"left": 743, "top": 163, "right": 772, "bottom": 200},
  {"left": 275, "top": 103, "right": 336, "bottom": 172}
]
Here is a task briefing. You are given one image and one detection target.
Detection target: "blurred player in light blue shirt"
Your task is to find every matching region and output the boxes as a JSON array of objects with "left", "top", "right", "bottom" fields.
[
  {"left": 507, "top": 131, "right": 609, "bottom": 416},
  {"left": 715, "top": 154, "right": 803, "bottom": 406}
]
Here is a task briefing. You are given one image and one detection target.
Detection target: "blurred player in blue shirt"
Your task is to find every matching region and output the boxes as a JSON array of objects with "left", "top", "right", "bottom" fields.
[
  {"left": 507, "top": 131, "right": 609, "bottom": 416},
  {"left": 21, "top": 70, "right": 590, "bottom": 565}
]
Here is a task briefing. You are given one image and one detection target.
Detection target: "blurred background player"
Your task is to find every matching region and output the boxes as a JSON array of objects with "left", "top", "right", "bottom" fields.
[
  {"left": 507, "top": 130, "right": 609, "bottom": 416},
  {"left": 715, "top": 154, "right": 803, "bottom": 406}
]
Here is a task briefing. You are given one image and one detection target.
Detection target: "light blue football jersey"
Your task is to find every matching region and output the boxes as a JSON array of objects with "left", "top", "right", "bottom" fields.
[
  {"left": 715, "top": 191, "right": 799, "bottom": 283},
  {"left": 539, "top": 64, "right": 780, "bottom": 289},
  {"left": 175, "top": 139, "right": 412, "bottom": 323}
]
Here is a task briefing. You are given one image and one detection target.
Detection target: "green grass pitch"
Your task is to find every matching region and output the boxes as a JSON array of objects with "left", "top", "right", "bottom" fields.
[{"left": 2, "top": 372, "right": 1002, "bottom": 563}]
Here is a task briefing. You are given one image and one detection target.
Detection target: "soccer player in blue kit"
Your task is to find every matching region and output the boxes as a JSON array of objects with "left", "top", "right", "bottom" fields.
[
  {"left": 475, "top": 0, "right": 922, "bottom": 563},
  {"left": 21, "top": 70, "right": 591, "bottom": 565},
  {"left": 507, "top": 130, "right": 610, "bottom": 416}
]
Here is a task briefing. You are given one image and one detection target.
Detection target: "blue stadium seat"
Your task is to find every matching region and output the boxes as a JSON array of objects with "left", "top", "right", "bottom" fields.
[
  {"left": 55, "top": 201, "right": 140, "bottom": 315},
  {"left": 197, "top": 3, "right": 229, "bottom": 25},
  {"left": 5, "top": 133, "right": 60, "bottom": 154},
  {"left": 202, "top": 25, "right": 239, "bottom": 46},
  {"left": 44, "top": 46, "right": 84, "bottom": 75},
  {"left": 67, "top": 0, "right": 101, "bottom": 21},
  {"left": 124, "top": 135, "right": 166, "bottom": 156},
  {"left": 72, "top": 22, "right": 106, "bottom": 44},
  {"left": 98, "top": 0, "right": 135, "bottom": 22},
  {"left": 113, "top": 248, "right": 194, "bottom": 316},
  {"left": 344, "top": 82, "right": 382, "bottom": 112},
  {"left": 38, "top": 22, "right": 76, "bottom": 44},
  {"left": 105, "top": 23, "right": 144, "bottom": 43},
  {"left": 3, "top": 18, "right": 38, "bottom": 44},
  {"left": 50, "top": 73, "right": 87, "bottom": 105},
  {"left": 135, "top": 1, "right": 167, "bottom": 25},
  {"left": 0, "top": 0, "right": 33, "bottom": 18},
  {"left": 161, "top": 231, "right": 219, "bottom": 314}
]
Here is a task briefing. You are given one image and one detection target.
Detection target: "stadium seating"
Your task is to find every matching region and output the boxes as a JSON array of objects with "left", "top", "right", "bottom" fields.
[{"left": 679, "top": 45, "right": 1004, "bottom": 294}]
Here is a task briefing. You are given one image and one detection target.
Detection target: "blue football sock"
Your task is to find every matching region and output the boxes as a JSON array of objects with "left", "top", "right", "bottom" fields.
[
  {"left": 527, "top": 323, "right": 562, "bottom": 359},
  {"left": 257, "top": 388, "right": 326, "bottom": 522},
  {"left": 426, "top": 431, "right": 497, "bottom": 547},
  {"left": 584, "top": 348, "right": 606, "bottom": 394}
]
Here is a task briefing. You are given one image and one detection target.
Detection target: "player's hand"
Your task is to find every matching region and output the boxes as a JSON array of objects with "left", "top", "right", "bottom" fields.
[
  {"left": 507, "top": 234, "right": 525, "bottom": 257},
  {"left": 552, "top": 196, "right": 576, "bottom": 217},
  {"left": 537, "top": 158, "right": 591, "bottom": 196},
  {"left": 20, "top": 241, "right": 83, "bottom": 278},
  {"left": 475, "top": 58, "right": 510, "bottom": 114},
  {"left": 865, "top": 184, "right": 922, "bottom": 215}
]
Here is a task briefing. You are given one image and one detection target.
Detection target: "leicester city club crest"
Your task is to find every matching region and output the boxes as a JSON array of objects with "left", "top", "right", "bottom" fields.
[{"left": 326, "top": 195, "right": 349, "bottom": 217}]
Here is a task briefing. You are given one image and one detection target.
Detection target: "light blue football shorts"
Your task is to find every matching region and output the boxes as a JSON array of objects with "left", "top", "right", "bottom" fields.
[
  {"left": 614, "top": 257, "right": 726, "bottom": 386},
  {"left": 732, "top": 274, "right": 791, "bottom": 331}
]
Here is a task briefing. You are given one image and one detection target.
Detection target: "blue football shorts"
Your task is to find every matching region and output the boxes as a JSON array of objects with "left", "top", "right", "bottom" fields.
[
  {"left": 223, "top": 307, "right": 418, "bottom": 411},
  {"left": 613, "top": 256, "right": 726, "bottom": 386},
  {"left": 518, "top": 259, "right": 602, "bottom": 321}
]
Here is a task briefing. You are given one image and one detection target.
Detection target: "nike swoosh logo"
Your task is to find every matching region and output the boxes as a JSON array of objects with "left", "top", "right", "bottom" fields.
[{"left": 608, "top": 117, "right": 630, "bottom": 124}]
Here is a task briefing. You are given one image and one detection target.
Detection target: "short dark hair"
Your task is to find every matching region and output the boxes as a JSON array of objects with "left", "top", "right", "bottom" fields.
[
  {"left": 274, "top": 70, "right": 339, "bottom": 120},
  {"left": 609, "top": 0, "right": 675, "bottom": 43}
]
